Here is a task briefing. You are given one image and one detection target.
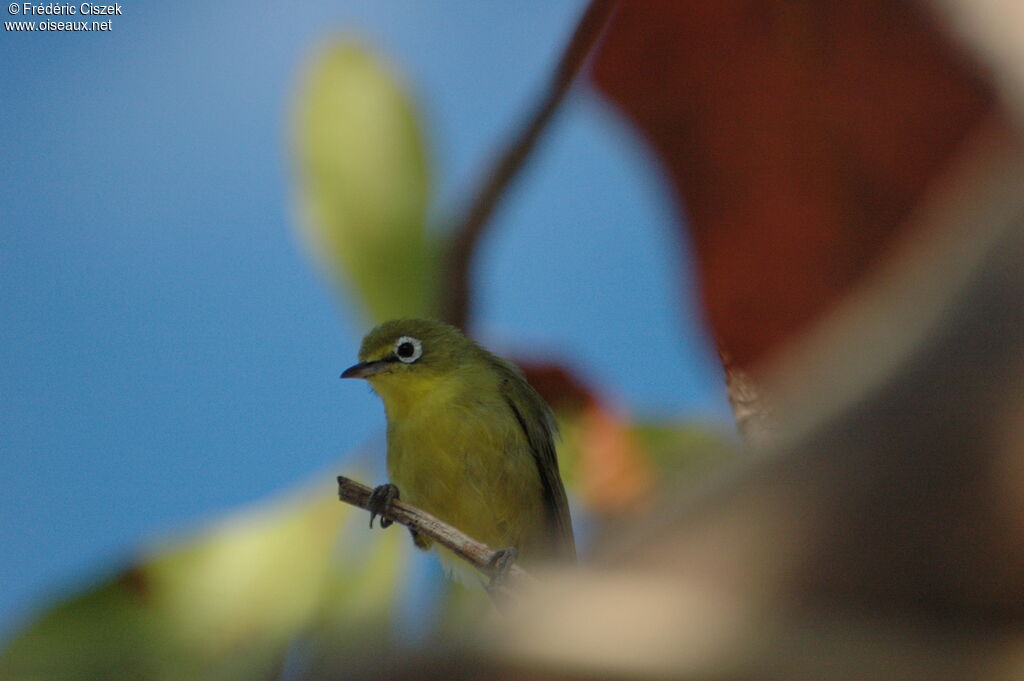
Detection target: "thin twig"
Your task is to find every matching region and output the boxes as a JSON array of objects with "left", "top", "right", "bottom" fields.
[
  {"left": 336, "top": 475, "right": 535, "bottom": 588},
  {"left": 441, "top": 0, "right": 618, "bottom": 329}
]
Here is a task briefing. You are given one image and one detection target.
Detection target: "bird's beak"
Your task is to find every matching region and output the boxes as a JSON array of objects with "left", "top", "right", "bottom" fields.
[{"left": 340, "top": 360, "right": 390, "bottom": 379}]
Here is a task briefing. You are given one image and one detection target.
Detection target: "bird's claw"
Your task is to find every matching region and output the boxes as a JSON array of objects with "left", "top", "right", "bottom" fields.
[
  {"left": 368, "top": 483, "right": 400, "bottom": 529},
  {"left": 486, "top": 546, "right": 518, "bottom": 592}
]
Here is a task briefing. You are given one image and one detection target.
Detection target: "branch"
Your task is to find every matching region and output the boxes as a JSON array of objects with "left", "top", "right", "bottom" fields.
[
  {"left": 719, "top": 350, "right": 776, "bottom": 446},
  {"left": 336, "top": 475, "right": 535, "bottom": 588},
  {"left": 440, "top": 0, "right": 618, "bottom": 329}
]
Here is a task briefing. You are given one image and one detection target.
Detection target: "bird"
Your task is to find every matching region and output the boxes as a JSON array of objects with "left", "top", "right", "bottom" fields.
[{"left": 341, "top": 318, "right": 575, "bottom": 585}]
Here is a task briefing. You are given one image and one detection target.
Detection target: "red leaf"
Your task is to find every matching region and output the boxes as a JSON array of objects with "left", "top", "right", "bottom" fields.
[{"left": 592, "top": 1, "right": 995, "bottom": 368}]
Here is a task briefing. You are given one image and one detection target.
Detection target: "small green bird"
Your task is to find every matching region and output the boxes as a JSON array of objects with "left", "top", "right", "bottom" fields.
[{"left": 341, "top": 318, "right": 575, "bottom": 583}]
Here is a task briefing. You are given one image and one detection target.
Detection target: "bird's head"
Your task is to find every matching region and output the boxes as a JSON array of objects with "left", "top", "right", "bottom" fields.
[{"left": 341, "top": 319, "right": 476, "bottom": 406}]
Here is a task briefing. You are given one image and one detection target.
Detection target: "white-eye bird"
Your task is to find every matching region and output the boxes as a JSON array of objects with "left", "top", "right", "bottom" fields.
[{"left": 341, "top": 318, "right": 575, "bottom": 583}]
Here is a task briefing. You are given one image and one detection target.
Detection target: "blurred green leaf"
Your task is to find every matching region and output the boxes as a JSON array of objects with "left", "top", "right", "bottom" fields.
[
  {"left": 292, "top": 41, "right": 436, "bottom": 323},
  {"left": 633, "top": 419, "right": 734, "bottom": 480},
  {"left": 557, "top": 409, "right": 731, "bottom": 515},
  {"left": 0, "top": 478, "right": 406, "bottom": 681}
]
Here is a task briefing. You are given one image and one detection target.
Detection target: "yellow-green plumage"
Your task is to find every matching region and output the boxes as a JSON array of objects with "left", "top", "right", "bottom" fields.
[{"left": 344, "top": 319, "right": 575, "bottom": 579}]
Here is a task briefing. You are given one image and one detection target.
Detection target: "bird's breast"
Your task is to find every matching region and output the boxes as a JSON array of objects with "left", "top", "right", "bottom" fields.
[{"left": 383, "top": 384, "right": 547, "bottom": 560}]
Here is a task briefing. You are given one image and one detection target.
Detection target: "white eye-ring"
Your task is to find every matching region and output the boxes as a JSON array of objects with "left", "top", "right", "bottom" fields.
[{"left": 393, "top": 336, "right": 423, "bottom": 364}]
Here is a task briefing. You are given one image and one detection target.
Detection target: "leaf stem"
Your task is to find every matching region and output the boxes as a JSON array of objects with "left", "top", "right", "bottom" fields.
[{"left": 441, "top": 0, "right": 618, "bottom": 329}]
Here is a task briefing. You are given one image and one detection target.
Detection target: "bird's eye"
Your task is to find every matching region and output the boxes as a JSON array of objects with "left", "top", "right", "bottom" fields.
[{"left": 394, "top": 336, "right": 423, "bottom": 364}]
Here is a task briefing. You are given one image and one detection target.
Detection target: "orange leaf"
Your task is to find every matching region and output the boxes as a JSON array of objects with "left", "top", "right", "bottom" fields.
[{"left": 520, "top": 362, "right": 652, "bottom": 513}]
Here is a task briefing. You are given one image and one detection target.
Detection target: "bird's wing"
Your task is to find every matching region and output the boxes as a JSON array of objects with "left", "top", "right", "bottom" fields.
[{"left": 498, "top": 362, "right": 577, "bottom": 561}]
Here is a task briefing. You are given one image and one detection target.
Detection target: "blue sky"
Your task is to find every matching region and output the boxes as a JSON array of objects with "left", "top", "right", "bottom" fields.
[{"left": 1, "top": 1, "right": 731, "bottom": 638}]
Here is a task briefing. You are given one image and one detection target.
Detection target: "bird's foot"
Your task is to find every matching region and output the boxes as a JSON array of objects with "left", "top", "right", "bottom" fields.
[
  {"left": 486, "top": 546, "right": 518, "bottom": 592},
  {"left": 367, "top": 483, "right": 400, "bottom": 529}
]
